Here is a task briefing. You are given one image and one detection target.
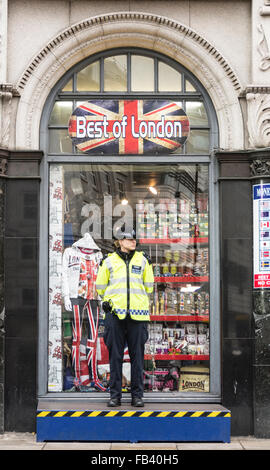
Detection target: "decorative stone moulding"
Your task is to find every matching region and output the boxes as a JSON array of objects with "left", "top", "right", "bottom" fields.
[
  {"left": 13, "top": 12, "right": 244, "bottom": 151},
  {"left": 250, "top": 158, "right": 270, "bottom": 177},
  {"left": 0, "top": 84, "right": 20, "bottom": 149},
  {"left": 246, "top": 91, "right": 270, "bottom": 148},
  {"left": 257, "top": 23, "right": 270, "bottom": 71}
]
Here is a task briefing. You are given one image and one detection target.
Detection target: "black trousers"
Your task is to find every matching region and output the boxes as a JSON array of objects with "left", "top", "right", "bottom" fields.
[{"left": 104, "top": 313, "right": 148, "bottom": 400}]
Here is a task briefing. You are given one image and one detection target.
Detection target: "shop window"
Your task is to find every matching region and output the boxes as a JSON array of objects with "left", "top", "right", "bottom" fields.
[
  {"left": 77, "top": 61, "right": 100, "bottom": 91},
  {"left": 103, "top": 172, "right": 111, "bottom": 195},
  {"left": 185, "top": 80, "right": 196, "bottom": 92},
  {"left": 131, "top": 56, "right": 154, "bottom": 91},
  {"left": 43, "top": 49, "right": 218, "bottom": 397},
  {"left": 158, "top": 62, "right": 182, "bottom": 92},
  {"left": 186, "top": 102, "right": 208, "bottom": 126},
  {"left": 186, "top": 130, "right": 210, "bottom": 155},
  {"left": 62, "top": 79, "right": 73, "bottom": 92},
  {"left": 104, "top": 55, "right": 127, "bottom": 91},
  {"left": 49, "top": 129, "right": 73, "bottom": 154},
  {"left": 49, "top": 101, "right": 73, "bottom": 126},
  {"left": 48, "top": 163, "right": 210, "bottom": 394}
]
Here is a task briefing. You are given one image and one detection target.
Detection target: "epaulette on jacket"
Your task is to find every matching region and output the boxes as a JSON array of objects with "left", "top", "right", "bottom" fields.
[
  {"left": 99, "top": 253, "right": 108, "bottom": 266},
  {"left": 142, "top": 251, "right": 152, "bottom": 264}
]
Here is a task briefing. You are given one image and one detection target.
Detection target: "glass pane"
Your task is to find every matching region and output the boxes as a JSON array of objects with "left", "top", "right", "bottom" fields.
[
  {"left": 49, "top": 101, "right": 73, "bottom": 126},
  {"left": 62, "top": 79, "right": 73, "bottom": 92},
  {"left": 186, "top": 80, "right": 196, "bottom": 92},
  {"left": 186, "top": 102, "right": 208, "bottom": 126},
  {"left": 49, "top": 129, "right": 73, "bottom": 153},
  {"left": 131, "top": 56, "right": 154, "bottom": 91},
  {"left": 186, "top": 130, "right": 210, "bottom": 154},
  {"left": 48, "top": 163, "right": 210, "bottom": 394},
  {"left": 77, "top": 61, "right": 100, "bottom": 91},
  {"left": 104, "top": 55, "right": 127, "bottom": 91},
  {"left": 158, "top": 62, "right": 182, "bottom": 92}
]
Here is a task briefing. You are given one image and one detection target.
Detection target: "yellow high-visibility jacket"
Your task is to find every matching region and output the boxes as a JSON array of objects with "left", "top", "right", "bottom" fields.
[{"left": 96, "top": 250, "right": 154, "bottom": 321}]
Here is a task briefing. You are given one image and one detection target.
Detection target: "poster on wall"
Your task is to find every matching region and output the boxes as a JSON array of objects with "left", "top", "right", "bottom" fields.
[
  {"left": 48, "top": 165, "right": 64, "bottom": 391},
  {"left": 68, "top": 99, "right": 190, "bottom": 155},
  {"left": 253, "top": 183, "right": 270, "bottom": 288}
]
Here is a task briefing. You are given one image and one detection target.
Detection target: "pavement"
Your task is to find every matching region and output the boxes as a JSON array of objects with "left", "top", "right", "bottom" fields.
[{"left": 0, "top": 432, "right": 270, "bottom": 450}]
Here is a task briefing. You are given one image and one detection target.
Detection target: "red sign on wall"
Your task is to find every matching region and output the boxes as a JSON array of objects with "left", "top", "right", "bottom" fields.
[
  {"left": 68, "top": 99, "right": 190, "bottom": 155},
  {"left": 254, "top": 274, "right": 270, "bottom": 288}
]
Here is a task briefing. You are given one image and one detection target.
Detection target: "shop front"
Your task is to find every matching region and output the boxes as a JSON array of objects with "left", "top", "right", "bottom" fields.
[
  {"left": 3, "top": 9, "right": 260, "bottom": 440},
  {"left": 33, "top": 47, "right": 233, "bottom": 442}
]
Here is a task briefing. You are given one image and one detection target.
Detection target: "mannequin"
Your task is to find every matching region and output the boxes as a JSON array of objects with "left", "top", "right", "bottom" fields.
[{"left": 62, "top": 233, "right": 106, "bottom": 391}]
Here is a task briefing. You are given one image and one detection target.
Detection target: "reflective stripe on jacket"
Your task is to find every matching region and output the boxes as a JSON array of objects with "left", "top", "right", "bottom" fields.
[{"left": 96, "top": 250, "right": 154, "bottom": 321}]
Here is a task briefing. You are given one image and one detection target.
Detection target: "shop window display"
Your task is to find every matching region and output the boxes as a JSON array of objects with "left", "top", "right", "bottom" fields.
[{"left": 48, "top": 164, "right": 210, "bottom": 394}]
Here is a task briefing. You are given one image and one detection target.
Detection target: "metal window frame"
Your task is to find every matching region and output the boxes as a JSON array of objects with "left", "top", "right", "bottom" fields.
[{"left": 38, "top": 48, "right": 220, "bottom": 403}]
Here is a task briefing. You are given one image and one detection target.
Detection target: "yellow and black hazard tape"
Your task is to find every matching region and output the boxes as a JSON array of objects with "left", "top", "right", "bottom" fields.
[{"left": 37, "top": 410, "right": 231, "bottom": 418}]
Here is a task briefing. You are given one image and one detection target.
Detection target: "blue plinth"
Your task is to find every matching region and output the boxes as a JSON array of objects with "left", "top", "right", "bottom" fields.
[{"left": 36, "top": 408, "right": 231, "bottom": 443}]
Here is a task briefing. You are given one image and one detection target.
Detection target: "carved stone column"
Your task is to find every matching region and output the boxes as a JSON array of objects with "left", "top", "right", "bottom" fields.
[{"left": 250, "top": 152, "right": 270, "bottom": 437}]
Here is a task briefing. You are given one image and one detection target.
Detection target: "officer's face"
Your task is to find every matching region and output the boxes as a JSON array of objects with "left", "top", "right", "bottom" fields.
[{"left": 119, "top": 238, "right": 137, "bottom": 252}]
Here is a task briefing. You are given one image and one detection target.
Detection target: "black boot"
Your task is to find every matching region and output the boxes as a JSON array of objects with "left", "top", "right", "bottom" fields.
[
  {"left": 131, "top": 397, "right": 144, "bottom": 407},
  {"left": 107, "top": 398, "right": 121, "bottom": 407}
]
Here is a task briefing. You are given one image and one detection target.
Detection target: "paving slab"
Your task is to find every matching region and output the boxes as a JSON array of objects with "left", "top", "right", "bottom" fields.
[
  {"left": 0, "top": 432, "right": 44, "bottom": 450},
  {"left": 43, "top": 442, "right": 112, "bottom": 450},
  {"left": 176, "top": 441, "right": 243, "bottom": 450},
  {"left": 239, "top": 438, "right": 270, "bottom": 450},
  {"left": 111, "top": 442, "right": 178, "bottom": 450}
]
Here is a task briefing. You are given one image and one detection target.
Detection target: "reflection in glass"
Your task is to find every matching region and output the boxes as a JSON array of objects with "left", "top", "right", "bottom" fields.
[
  {"left": 48, "top": 163, "right": 210, "bottom": 393},
  {"left": 186, "top": 102, "right": 208, "bottom": 126},
  {"left": 186, "top": 129, "right": 210, "bottom": 154},
  {"left": 49, "top": 129, "right": 73, "bottom": 153},
  {"left": 186, "top": 80, "right": 196, "bottom": 92},
  {"left": 77, "top": 61, "right": 100, "bottom": 91},
  {"left": 49, "top": 102, "right": 73, "bottom": 126},
  {"left": 104, "top": 55, "right": 127, "bottom": 91},
  {"left": 62, "top": 79, "right": 73, "bottom": 92},
  {"left": 158, "top": 62, "right": 182, "bottom": 92},
  {"left": 131, "top": 56, "right": 154, "bottom": 91}
]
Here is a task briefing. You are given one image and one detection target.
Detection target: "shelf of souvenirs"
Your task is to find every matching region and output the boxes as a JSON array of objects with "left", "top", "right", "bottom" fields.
[
  {"left": 150, "top": 314, "right": 209, "bottom": 322},
  {"left": 155, "top": 275, "right": 208, "bottom": 283},
  {"left": 144, "top": 354, "right": 209, "bottom": 361},
  {"left": 139, "top": 237, "right": 208, "bottom": 245}
]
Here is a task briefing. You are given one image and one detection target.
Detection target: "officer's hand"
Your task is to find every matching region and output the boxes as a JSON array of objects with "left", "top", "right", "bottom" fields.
[{"left": 102, "top": 301, "right": 112, "bottom": 313}]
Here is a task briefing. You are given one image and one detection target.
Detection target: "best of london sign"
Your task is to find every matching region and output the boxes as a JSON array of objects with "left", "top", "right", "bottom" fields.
[{"left": 68, "top": 100, "right": 190, "bottom": 155}]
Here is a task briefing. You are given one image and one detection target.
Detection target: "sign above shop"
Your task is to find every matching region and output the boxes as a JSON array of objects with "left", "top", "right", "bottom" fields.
[
  {"left": 68, "top": 100, "right": 190, "bottom": 155},
  {"left": 253, "top": 183, "right": 270, "bottom": 288}
]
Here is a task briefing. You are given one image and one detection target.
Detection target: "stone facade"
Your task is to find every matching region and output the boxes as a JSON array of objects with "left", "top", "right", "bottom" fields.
[{"left": 1, "top": 0, "right": 270, "bottom": 436}]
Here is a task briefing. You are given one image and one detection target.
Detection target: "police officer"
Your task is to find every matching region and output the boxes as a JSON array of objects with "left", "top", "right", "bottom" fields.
[{"left": 96, "top": 228, "right": 154, "bottom": 407}]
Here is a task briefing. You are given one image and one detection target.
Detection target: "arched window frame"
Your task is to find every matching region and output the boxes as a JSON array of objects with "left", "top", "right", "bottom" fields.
[
  {"left": 38, "top": 48, "right": 221, "bottom": 402},
  {"left": 41, "top": 47, "right": 219, "bottom": 156}
]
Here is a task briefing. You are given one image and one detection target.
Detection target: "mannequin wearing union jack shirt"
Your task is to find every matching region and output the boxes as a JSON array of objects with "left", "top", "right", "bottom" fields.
[{"left": 62, "top": 233, "right": 106, "bottom": 391}]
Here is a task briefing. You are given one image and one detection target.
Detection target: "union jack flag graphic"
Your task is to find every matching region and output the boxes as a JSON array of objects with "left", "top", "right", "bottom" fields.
[
  {"left": 68, "top": 100, "right": 190, "bottom": 155},
  {"left": 72, "top": 299, "right": 107, "bottom": 391}
]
